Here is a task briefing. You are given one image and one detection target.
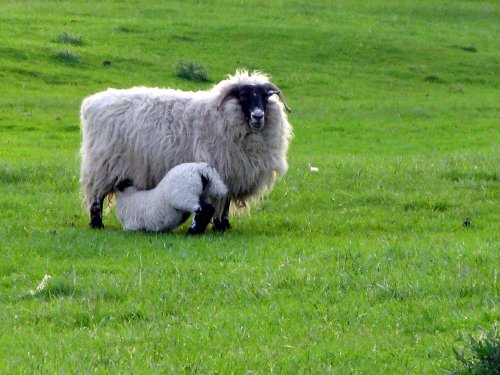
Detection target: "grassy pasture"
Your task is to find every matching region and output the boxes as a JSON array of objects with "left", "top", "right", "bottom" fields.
[{"left": 0, "top": 0, "right": 499, "bottom": 373}]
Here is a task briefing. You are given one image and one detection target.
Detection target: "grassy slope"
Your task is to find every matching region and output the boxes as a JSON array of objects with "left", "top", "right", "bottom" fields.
[{"left": 0, "top": 0, "right": 499, "bottom": 373}]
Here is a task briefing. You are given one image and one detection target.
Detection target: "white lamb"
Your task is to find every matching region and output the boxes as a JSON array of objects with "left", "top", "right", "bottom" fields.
[{"left": 115, "top": 162, "right": 228, "bottom": 234}]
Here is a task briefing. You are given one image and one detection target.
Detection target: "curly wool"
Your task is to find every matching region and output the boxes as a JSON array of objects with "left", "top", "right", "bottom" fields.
[
  {"left": 115, "top": 162, "right": 227, "bottom": 232},
  {"left": 80, "top": 70, "right": 293, "bottom": 213}
]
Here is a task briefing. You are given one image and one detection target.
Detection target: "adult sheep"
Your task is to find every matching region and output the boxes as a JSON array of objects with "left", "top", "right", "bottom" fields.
[{"left": 80, "top": 70, "right": 293, "bottom": 231}]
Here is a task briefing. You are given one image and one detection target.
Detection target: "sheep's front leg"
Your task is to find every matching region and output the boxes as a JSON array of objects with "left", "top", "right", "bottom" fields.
[
  {"left": 90, "top": 196, "right": 104, "bottom": 229},
  {"left": 213, "top": 195, "right": 231, "bottom": 232}
]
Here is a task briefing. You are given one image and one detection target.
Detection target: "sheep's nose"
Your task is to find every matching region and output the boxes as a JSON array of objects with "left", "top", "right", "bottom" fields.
[{"left": 251, "top": 110, "right": 264, "bottom": 120}]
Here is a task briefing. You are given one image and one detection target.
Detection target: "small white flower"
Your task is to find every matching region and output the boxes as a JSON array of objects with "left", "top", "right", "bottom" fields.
[{"left": 310, "top": 166, "right": 319, "bottom": 173}]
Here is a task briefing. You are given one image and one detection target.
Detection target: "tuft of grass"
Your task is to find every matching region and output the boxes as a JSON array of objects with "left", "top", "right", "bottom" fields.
[
  {"left": 176, "top": 61, "right": 210, "bottom": 82},
  {"left": 403, "top": 200, "right": 451, "bottom": 212},
  {"left": 447, "top": 326, "right": 500, "bottom": 375},
  {"left": 424, "top": 75, "right": 445, "bottom": 83},
  {"left": 116, "top": 25, "right": 140, "bottom": 33},
  {"left": 53, "top": 49, "right": 81, "bottom": 64},
  {"left": 450, "top": 45, "right": 478, "bottom": 53},
  {"left": 444, "top": 170, "right": 499, "bottom": 183},
  {"left": 34, "top": 281, "right": 79, "bottom": 300},
  {"left": 170, "top": 34, "right": 195, "bottom": 42},
  {"left": 54, "top": 32, "right": 83, "bottom": 46}
]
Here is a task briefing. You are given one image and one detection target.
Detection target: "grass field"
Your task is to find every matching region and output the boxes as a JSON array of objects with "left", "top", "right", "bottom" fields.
[{"left": 1, "top": 0, "right": 499, "bottom": 373}]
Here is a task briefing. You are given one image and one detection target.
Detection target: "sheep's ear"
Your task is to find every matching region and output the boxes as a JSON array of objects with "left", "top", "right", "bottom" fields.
[
  {"left": 216, "top": 84, "right": 240, "bottom": 111},
  {"left": 262, "top": 83, "right": 279, "bottom": 96},
  {"left": 263, "top": 83, "right": 291, "bottom": 113}
]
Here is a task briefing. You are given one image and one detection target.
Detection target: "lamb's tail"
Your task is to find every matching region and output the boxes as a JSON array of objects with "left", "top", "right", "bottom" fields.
[{"left": 200, "top": 166, "right": 228, "bottom": 199}]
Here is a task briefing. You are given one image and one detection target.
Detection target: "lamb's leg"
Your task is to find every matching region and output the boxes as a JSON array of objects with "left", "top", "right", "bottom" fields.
[
  {"left": 187, "top": 202, "right": 215, "bottom": 235},
  {"left": 90, "top": 195, "right": 105, "bottom": 229},
  {"left": 213, "top": 196, "right": 231, "bottom": 232}
]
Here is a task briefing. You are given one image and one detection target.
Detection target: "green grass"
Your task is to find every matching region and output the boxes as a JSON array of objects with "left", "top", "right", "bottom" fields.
[{"left": 0, "top": 0, "right": 499, "bottom": 373}]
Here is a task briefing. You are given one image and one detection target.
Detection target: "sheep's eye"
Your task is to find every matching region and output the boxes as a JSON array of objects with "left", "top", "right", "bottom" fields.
[{"left": 239, "top": 96, "right": 246, "bottom": 102}]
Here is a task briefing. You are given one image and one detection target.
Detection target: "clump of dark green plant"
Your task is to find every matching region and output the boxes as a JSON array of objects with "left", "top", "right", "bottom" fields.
[
  {"left": 424, "top": 75, "right": 445, "bottom": 84},
  {"left": 54, "top": 32, "right": 83, "bottom": 46},
  {"left": 450, "top": 45, "right": 477, "bottom": 53},
  {"left": 447, "top": 326, "right": 499, "bottom": 375},
  {"left": 176, "top": 61, "right": 210, "bottom": 82},
  {"left": 53, "top": 49, "right": 81, "bottom": 64}
]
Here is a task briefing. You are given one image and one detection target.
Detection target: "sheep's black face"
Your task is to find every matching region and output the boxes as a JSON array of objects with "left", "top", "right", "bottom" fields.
[
  {"left": 237, "top": 85, "right": 274, "bottom": 130},
  {"left": 217, "top": 82, "right": 290, "bottom": 129}
]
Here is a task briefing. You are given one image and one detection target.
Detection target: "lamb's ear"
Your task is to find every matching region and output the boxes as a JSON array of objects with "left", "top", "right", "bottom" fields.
[
  {"left": 262, "top": 83, "right": 291, "bottom": 113},
  {"left": 216, "top": 84, "right": 240, "bottom": 111}
]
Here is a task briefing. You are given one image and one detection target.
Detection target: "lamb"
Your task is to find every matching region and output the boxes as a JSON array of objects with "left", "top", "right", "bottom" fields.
[
  {"left": 80, "top": 70, "right": 293, "bottom": 232},
  {"left": 115, "top": 162, "right": 228, "bottom": 234}
]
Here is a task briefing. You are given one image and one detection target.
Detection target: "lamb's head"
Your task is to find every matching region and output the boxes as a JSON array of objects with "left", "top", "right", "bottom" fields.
[
  {"left": 114, "top": 179, "right": 136, "bottom": 195},
  {"left": 217, "top": 82, "right": 291, "bottom": 130}
]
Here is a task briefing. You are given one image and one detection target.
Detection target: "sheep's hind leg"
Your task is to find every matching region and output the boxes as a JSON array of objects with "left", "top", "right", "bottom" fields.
[
  {"left": 187, "top": 202, "right": 215, "bottom": 235},
  {"left": 213, "top": 196, "right": 231, "bottom": 232},
  {"left": 90, "top": 196, "right": 105, "bottom": 229}
]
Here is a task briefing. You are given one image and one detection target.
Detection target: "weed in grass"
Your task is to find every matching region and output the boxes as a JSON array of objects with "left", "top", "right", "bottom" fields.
[
  {"left": 170, "top": 34, "right": 195, "bottom": 42},
  {"left": 444, "top": 171, "right": 499, "bottom": 183},
  {"left": 424, "top": 75, "right": 445, "bottom": 83},
  {"left": 403, "top": 200, "right": 451, "bottom": 212},
  {"left": 118, "top": 310, "right": 149, "bottom": 324},
  {"left": 62, "top": 125, "right": 80, "bottom": 132},
  {"left": 0, "top": 46, "right": 30, "bottom": 61},
  {"left": 71, "top": 311, "right": 93, "bottom": 328},
  {"left": 9, "top": 67, "right": 40, "bottom": 78},
  {"left": 116, "top": 25, "right": 140, "bottom": 33},
  {"left": 54, "top": 32, "right": 83, "bottom": 46},
  {"left": 33, "top": 280, "right": 79, "bottom": 300},
  {"left": 447, "top": 326, "right": 500, "bottom": 375},
  {"left": 0, "top": 164, "right": 22, "bottom": 184},
  {"left": 450, "top": 45, "right": 478, "bottom": 53},
  {"left": 53, "top": 49, "right": 81, "bottom": 64},
  {"left": 176, "top": 61, "right": 210, "bottom": 82}
]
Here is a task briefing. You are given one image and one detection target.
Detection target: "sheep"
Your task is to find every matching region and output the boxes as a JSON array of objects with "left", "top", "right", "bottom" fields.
[
  {"left": 80, "top": 70, "right": 293, "bottom": 231},
  {"left": 115, "top": 162, "right": 228, "bottom": 234}
]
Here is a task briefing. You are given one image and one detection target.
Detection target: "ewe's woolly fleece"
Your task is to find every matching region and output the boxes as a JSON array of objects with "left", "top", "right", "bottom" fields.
[
  {"left": 80, "top": 70, "right": 293, "bottom": 211},
  {"left": 115, "top": 162, "right": 227, "bottom": 232}
]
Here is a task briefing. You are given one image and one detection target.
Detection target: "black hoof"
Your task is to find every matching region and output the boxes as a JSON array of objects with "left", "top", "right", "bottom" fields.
[
  {"left": 90, "top": 220, "right": 104, "bottom": 229},
  {"left": 213, "top": 217, "right": 231, "bottom": 232},
  {"left": 90, "top": 209, "right": 104, "bottom": 229},
  {"left": 187, "top": 226, "right": 203, "bottom": 235},
  {"left": 89, "top": 222, "right": 104, "bottom": 229}
]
